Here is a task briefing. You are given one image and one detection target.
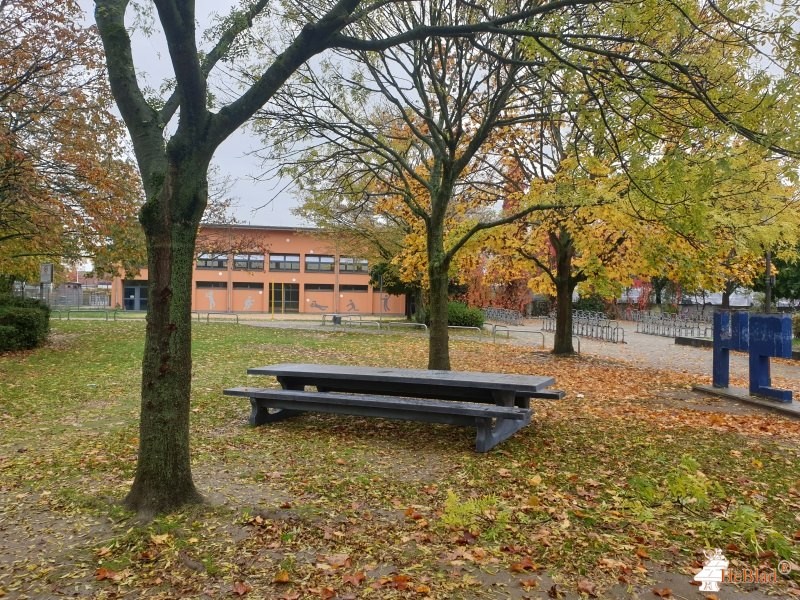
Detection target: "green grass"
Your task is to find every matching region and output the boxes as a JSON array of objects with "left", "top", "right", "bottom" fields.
[{"left": 0, "top": 320, "right": 798, "bottom": 599}]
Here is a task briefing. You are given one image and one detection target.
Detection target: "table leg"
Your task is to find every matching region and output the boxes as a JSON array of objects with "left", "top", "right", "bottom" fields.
[{"left": 491, "top": 390, "right": 515, "bottom": 407}]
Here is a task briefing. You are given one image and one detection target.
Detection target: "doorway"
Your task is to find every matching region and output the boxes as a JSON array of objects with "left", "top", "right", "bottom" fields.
[{"left": 269, "top": 283, "right": 299, "bottom": 313}]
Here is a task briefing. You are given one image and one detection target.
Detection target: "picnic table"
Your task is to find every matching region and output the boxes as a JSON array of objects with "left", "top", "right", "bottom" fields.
[{"left": 224, "top": 363, "right": 563, "bottom": 452}]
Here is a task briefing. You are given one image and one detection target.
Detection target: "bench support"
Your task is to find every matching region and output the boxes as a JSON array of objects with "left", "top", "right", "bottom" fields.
[
  {"left": 475, "top": 414, "right": 532, "bottom": 453},
  {"left": 249, "top": 398, "right": 302, "bottom": 425},
  {"left": 227, "top": 388, "right": 533, "bottom": 452}
]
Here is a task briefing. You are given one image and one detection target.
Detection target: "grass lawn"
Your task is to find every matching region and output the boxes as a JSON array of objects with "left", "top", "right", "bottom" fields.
[{"left": 1, "top": 321, "right": 799, "bottom": 599}]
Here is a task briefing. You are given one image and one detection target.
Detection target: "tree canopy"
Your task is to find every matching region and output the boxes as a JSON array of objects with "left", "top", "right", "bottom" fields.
[{"left": 0, "top": 0, "right": 143, "bottom": 282}]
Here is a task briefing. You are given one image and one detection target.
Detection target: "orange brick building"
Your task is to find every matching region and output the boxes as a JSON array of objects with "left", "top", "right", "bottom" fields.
[{"left": 111, "top": 224, "right": 405, "bottom": 315}]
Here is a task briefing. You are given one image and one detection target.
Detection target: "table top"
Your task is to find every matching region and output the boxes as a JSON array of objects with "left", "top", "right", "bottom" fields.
[{"left": 247, "top": 363, "right": 555, "bottom": 393}]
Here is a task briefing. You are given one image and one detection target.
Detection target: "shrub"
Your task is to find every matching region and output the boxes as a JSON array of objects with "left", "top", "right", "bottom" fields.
[
  {"left": 0, "top": 300, "right": 50, "bottom": 351},
  {"left": 793, "top": 314, "right": 800, "bottom": 339},
  {"left": 0, "top": 294, "right": 51, "bottom": 316},
  {"left": 573, "top": 293, "right": 607, "bottom": 314},
  {"left": 413, "top": 302, "right": 485, "bottom": 328},
  {"left": 446, "top": 302, "right": 484, "bottom": 328}
]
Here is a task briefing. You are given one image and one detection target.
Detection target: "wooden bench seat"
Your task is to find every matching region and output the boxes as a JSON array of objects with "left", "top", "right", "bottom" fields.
[{"left": 223, "top": 387, "right": 533, "bottom": 452}]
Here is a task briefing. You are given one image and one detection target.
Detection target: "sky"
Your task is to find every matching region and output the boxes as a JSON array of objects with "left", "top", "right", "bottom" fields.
[{"left": 79, "top": 0, "right": 306, "bottom": 227}]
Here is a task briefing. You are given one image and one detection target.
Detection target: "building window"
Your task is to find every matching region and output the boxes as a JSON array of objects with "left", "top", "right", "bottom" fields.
[
  {"left": 197, "top": 253, "right": 228, "bottom": 269},
  {"left": 269, "top": 253, "right": 300, "bottom": 271},
  {"left": 305, "top": 283, "right": 335, "bottom": 291},
  {"left": 339, "top": 257, "right": 369, "bottom": 273},
  {"left": 340, "top": 284, "right": 368, "bottom": 292},
  {"left": 233, "top": 282, "right": 264, "bottom": 290},
  {"left": 196, "top": 281, "right": 227, "bottom": 289},
  {"left": 233, "top": 254, "right": 265, "bottom": 271},
  {"left": 305, "top": 254, "right": 335, "bottom": 272}
]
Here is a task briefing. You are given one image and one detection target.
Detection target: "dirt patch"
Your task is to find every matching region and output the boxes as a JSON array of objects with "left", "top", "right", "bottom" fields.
[
  {"left": 0, "top": 490, "right": 116, "bottom": 599},
  {"left": 650, "top": 388, "right": 770, "bottom": 417}
]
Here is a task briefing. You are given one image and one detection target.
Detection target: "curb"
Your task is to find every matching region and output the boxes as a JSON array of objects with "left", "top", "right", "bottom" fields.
[{"left": 693, "top": 385, "right": 800, "bottom": 418}]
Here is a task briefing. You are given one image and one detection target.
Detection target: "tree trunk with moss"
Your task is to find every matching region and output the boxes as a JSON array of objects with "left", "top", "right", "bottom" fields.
[{"left": 123, "top": 154, "right": 209, "bottom": 515}]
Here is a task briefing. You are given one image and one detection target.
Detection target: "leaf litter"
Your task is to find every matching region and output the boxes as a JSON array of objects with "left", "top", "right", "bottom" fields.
[{"left": 0, "top": 321, "right": 798, "bottom": 598}]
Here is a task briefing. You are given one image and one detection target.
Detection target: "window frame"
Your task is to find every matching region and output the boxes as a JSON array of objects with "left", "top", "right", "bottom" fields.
[
  {"left": 339, "top": 284, "right": 369, "bottom": 293},
  {"left": 304, "top": 283, "right": 335, "bottom": 291},
  {"left": 196, "top": 281, "right": 228, "bottom": 289},
  {"left": 196, "top": 253, "right": 228, "bottom": 270},
  {"left": 233, "top": 253, "right": 265, "bottom": 271},
  {"left": 269, "top": 253, "right": 301, "bottom": 272},
  {"left": 339, "top": 256, "right": 369, "bottom": 273},
  {"left": 304, "top": 254, "right": 335, "bottom": 272}
]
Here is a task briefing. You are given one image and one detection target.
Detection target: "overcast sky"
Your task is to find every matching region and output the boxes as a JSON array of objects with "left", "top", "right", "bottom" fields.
[{"left": 80, "top": 0, "right": 306, "bottom": 227}]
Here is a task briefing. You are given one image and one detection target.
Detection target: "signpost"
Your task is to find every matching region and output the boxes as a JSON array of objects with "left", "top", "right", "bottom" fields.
[
  {"left": 39, "top": 263, "right": 53, "bottom": 305},
  {"left": 39, "top": 263, "right": 53, "bottom": 284}
]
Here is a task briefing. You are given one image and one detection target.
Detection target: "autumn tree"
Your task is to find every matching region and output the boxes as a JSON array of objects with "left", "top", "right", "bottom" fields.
[
  {"left": 261, "top": 2, "right": 574, "bottom": 369},
  {"left": 481, "top": 0, "right": 800, "bottom": 353},
  {"left": 92, "top": 0, "right": 800, "bottom": 514},
  {"left": 490, "top": 154, "right": 639, "bottom": 354},
  {"left": 754, "top": 249, "right": 800, "bottom": 302},
  {"left": 495, "top": 135, "right": 799, "bottom": 354},
  {"left": 633, "top": 142, "right": 800, "bottom": 307},
  {"left": 0, "top": 0, "right": 143, "bottom": 283}
]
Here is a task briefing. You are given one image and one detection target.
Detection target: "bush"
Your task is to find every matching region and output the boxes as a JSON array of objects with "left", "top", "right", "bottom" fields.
[
  {"left": 793, "top": 314, "right": 800, "bottom": 339},
  {"left": 573, "top": 293, "right": 607, "bottom": 314},
  {"left": 413, "top": 302, "right": 485, "bottom": 328},
  {"left": 0, "top": 298, "right": 50, "bottom": 351},
  {"left": 0, "top": 294, "right": 51, "bottom": 316},
  {"left": 447, "top": 302, "right": 485, "bottom": 328}
]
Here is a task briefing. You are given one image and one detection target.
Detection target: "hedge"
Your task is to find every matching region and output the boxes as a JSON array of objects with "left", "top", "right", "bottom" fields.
[
  {"left": 0, "top": 296, "right": 50, "bottom": 352},
  {"left": 414, "top": 302, "right": 485, "bottom": 328}
]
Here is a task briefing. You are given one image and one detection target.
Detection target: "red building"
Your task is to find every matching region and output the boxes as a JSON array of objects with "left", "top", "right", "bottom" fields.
[{"left": 111, "top": 224, "right": 405, "bottom": 315}]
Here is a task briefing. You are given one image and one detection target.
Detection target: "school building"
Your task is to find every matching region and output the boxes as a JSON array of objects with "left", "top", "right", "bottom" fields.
[{"left": 111, "top": 224, "right": 406, "bottom": 315}]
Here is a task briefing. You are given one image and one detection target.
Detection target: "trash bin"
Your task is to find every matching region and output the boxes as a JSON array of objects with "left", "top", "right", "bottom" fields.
[{"left": 332, "top": 315, "right": 342, "bottom": 325}]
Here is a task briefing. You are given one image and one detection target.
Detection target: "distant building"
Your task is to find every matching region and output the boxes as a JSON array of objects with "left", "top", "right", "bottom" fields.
[{"left": 110, "top": 224, "right": 405, "bottom": 315}]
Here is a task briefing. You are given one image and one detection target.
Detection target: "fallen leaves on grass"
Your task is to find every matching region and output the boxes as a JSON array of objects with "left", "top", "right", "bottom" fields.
[{"left": 2, "top": 324, "right": 799, "bottom": 600}]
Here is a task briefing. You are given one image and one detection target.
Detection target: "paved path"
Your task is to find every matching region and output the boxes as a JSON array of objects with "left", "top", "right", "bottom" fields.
[
  {"left": 528, "top": 319, "right": 800, "bottom": 382},
  {"left": 239, "top": 315, "right": 800, "bottom": 383}
]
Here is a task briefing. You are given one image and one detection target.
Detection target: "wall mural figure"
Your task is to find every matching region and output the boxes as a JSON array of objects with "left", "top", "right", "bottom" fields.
[
  {"left": 243, "top": 296, "right": 254, "bottom": 311},
  {"left": 206, "top": 291, "right": 216, "bottom": 311},
  {"left": 309, "top": 299, "right": 328, "bottom": 311},
  {"left": 346, "top": 299, "right": 358, "bottom": 312},
  {"left": 382, "top": 294, "right": 390, "bottom": 312}
]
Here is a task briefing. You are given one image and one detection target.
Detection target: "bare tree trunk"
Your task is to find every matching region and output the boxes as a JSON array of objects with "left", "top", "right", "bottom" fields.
[
  {"left": 123, "top": 162, "right": 206, "bottom": 516},
  {"left": 551, "top": 230, "right": 578, "bottom": 355},
  {"left": 427, "top": 218, "right": 451, "bottom": 370}
]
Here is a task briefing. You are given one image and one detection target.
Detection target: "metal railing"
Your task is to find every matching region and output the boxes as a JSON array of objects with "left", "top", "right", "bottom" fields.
[
  {"left": 492, "top": 324, "right": 546, "bottom": 348},
  {"left": 66, "top": 308, "right": 116, "bottom": 321},
  {"left": 635, "top": 312, "right": 711, "bottom": 338},
  {"left": 541, "top": 310, "right": 625, "bottom": 343},
  {"left": 381, "top": 321, "right": 428, "bottom": 332},
  {"left": 448, "top": 325, "right": 487, "bottom": 335},
  {"left": 206, "top": 312, "right": 239, "bottom": 324},
  {"left": 482, "top": 307, "right": 524, "bottom": 326}
]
